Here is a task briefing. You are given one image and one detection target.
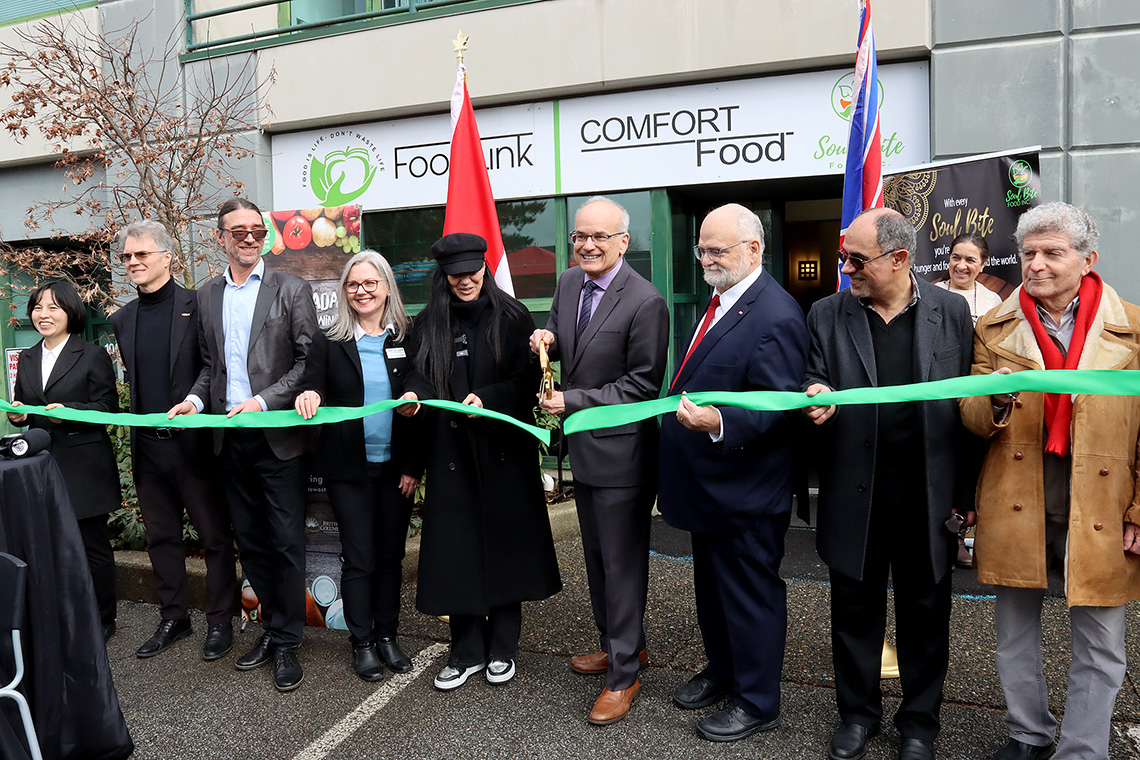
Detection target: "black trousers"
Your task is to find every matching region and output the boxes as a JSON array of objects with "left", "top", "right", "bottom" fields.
[
  {"left": 830, "top": 491, "right": 952, "bottom": 742},
  {"left": 220, "top": 429, "right": 307, "bottom": 648},
  {"left": 77, "top": 514, "right": 116, "bottom": 625},
  {"left": 691, "top": 512, "right": 790, "bottom": 722},
  {"left": 325, "top": 460, "right": 414, "bottom": 644},
  {"left": 575, "top": 482, "right": 654, "bottom": 690},
  {"left": 134, "top": 432, "right": 238, "bottom": 624},
  {"left": 448, "top": 602, "right": 522, "bottom": 668}
]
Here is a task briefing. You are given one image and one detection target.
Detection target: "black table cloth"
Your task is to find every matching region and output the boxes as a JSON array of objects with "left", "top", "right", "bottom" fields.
[{"left": 0, "top": 452, "right": 132, "bottom": 760}]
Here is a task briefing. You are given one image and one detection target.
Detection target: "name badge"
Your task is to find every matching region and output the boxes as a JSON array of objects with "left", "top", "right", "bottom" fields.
[
  {"left": 386, "top": 347, "right": 406, "bottom": 359},
  {"left": 456, "top": 349, "right": 469, "bottom": 358}
]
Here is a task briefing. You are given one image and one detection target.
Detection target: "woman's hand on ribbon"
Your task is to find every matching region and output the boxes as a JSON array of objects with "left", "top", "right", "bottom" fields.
[{"left": 294, "top": 390, "right": 322, "bottom": 420}]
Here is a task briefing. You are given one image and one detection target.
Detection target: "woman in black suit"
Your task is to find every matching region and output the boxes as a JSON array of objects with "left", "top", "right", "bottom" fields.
[
  {"left": 6, "top": 280, "right": 121, "bottom": 639},
  {"left": 294, "top": 251, "right": 422, "bottom": 681},
  {"left": 402, "top": 233, "right": 561, "bottom": 691}
]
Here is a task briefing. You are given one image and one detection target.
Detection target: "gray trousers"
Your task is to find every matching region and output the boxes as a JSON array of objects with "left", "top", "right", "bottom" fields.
[{"left": 994, "top": 586, "right": 1126, "bottom": 760}]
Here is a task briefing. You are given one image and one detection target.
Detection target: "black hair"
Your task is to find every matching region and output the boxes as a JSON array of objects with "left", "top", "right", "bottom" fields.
[
  {"left": 413, "top": 266, "right": 528, "bottom": 398},
  {"left": 949, "top": 232, "right": 989, "bottom": 259},
  {"left": 217, "top": 198, "right": 262, "bottom": 228},
  {"left": 26, "top": 280, "right": 87, "bottom": 334}
]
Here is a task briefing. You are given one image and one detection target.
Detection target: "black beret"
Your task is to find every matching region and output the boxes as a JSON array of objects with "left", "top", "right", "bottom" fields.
[{"left": 431, "top": 232, "right": 487, "bottom": 275}]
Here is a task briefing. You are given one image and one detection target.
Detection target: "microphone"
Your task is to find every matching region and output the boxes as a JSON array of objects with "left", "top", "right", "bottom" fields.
[{"left": 0, "top": 429, "right": 51, "bottom": 459}]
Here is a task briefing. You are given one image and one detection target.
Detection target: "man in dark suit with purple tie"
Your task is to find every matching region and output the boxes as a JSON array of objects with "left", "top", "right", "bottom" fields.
[{"left": 658, "top": 203, "right": 809, "bottom": 743}]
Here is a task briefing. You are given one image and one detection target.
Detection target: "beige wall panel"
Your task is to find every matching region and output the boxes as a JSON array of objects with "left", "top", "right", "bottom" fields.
[
  {"left": 0, "top": 6, "right": 101, "bottom": 166},
  {"left": 260, "top": 0, "right": 929, "bottom": 131}
]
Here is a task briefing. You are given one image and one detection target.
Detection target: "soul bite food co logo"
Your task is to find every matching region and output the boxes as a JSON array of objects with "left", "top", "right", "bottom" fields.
[
  {"left": 814, "top": 72, "right": 902, "bottom": 169},
  {"left": 302, "top": 131, "right": 384, "bottom": 206},
  {"left": 1006, "top": 159, "right": 1038, "bottom": 208}
]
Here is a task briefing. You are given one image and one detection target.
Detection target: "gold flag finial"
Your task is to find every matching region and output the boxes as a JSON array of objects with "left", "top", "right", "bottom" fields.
[{"left": 452, "top": 29, "right": 469, "bottom": 65}]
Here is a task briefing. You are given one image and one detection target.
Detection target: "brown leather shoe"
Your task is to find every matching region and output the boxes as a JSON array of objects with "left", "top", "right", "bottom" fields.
[
  {"left": 587, "top": 680, "right": 640, "bottom": 725},
  {"left": 570, "top": 648, "right": 649, "bottom": 674}
]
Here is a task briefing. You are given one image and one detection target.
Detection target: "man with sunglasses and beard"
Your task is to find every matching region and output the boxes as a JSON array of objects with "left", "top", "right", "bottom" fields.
[
  {"left": 803, "top": 208, "right": 976, "bottom": 760},
  {"left": 168, "top": 198, "right": 319, "bottom": 692}
]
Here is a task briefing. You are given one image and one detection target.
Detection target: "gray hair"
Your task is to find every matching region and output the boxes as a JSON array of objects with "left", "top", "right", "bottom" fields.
[
  {"left": 1014, "top": 202, "right": 1098, "bottom": 258},
  {"left": 576, "top": 196, "right": 630, "bottom": 233},
  {"left": 117, "top": 219, "right": 175, "bottom": 254},
  {"left": 857, "top": 208, "right": 916, "bottom": 262},
  {"left": 731, "top": 205, "right": 766, "bottom": 257},
  {"left": 326, "top": 250, "right": 409, "bottom": 343}
]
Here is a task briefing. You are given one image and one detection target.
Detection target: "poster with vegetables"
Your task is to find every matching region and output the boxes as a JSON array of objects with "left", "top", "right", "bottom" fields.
[{"left": 260, "top": 205, "right": 362, "bottom": 329}]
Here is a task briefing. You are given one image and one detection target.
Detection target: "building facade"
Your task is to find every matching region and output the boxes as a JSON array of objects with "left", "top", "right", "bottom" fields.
[{"left": 3, "top": 0, "right": 1139, "bottom": 403}]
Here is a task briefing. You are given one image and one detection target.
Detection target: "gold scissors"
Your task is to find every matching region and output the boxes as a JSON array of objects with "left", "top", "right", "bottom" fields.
[{"left": 538, "top": 341, "right": 556, "bottom": 401}]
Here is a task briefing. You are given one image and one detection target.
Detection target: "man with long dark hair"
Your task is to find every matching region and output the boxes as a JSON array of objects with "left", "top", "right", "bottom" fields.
[{"left": 168, "top": 198, "right": 318, "bottom": 692}]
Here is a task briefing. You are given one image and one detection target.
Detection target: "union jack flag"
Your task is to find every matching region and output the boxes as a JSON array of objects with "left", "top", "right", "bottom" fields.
[{"left": 837, "top": 0, "right": 883, "bottom": 290}]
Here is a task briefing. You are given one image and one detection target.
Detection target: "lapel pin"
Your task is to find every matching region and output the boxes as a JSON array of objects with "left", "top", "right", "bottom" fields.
[
  {"left": 181, "top": 313, "right": 191, "bottom": 317},
  {"left": 738, "top": 310, "right": 744, "bottom": 315}
]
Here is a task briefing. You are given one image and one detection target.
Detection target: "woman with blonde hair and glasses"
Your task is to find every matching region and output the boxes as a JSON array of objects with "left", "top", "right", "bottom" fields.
[{"left": 295, "top": 250, "right": 423, "bottom": 681}]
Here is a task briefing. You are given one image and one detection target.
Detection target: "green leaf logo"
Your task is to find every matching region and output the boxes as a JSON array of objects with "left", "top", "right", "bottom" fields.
[{"left": 309, "top": 146, "right": 378, "bottom": 205}]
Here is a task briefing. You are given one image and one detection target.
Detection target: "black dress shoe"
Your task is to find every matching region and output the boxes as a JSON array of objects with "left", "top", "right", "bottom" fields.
[
  {"left": 136, "top": 616, "right": 192, "bottom": 658},
  {"left": 377, "top": 636, "right": 412, "bottom": 673},
  {"left": 898, "top": 737, "right": 935, "bottom": 760},
  {"left": 673, "top": 670, "right": 730, "bottom": 710},
  {"left": 353, "top": 642, "right": 384, "bottom": 682},
  {"left": 274, "top": 647, "right": 304, "bottom": 692},
  {"left": 203, "top": 622, "right": 234, "bottom": 661},
  {"left": 989, "top": 738, "right": 1056, "bottom": 760},
  {"left": 102, "top": 621, "right": 117, "bottom": 642},
  {"left": 829, "top": 722, "right": 880, "bottom": 760},
  {"left": 235, "top": 632, "right": 274, "bottom": 671},
  {"left": 695, "top": 704, "right": 780, "bottom": 742}
]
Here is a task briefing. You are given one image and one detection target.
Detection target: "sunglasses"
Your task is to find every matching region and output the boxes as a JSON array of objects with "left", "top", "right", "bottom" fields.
[{"left": 837, "top": 248, "right": 900, "bottom": 270}]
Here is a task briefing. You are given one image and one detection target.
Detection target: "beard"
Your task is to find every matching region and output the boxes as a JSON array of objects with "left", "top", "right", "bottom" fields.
[{"left": 702, "top": 258, "right": 747, "bottom": 291}]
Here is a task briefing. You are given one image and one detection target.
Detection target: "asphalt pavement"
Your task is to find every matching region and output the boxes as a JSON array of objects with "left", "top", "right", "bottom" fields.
[{"left": 105, "top": 506, "right": 1140, "bottom": 760}]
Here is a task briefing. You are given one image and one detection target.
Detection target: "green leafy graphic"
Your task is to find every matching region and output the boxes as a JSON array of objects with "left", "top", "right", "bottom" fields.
[{"left": 309, "top": 146, "right": 377, "bottom": 205}]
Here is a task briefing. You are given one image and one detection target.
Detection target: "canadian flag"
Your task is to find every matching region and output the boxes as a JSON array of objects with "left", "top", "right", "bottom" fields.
[{"left": 443, "top": 64, "right": 514, "bottom": 296}]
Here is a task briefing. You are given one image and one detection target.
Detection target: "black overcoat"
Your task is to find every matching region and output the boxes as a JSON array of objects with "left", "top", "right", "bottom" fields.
[
  {"left": 408, "top": 301, "right": 562, "bottom": 616},
  {"left": 802, "top": 279, "right": 978, "bottom": 583},
  {"left": 13, "top": 336, "right": 121, "bottom": 519}
]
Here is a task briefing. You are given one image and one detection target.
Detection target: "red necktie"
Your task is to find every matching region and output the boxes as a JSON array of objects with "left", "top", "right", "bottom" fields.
[{"left": 671, "top": 294, "right": 720, "bottom": 392}]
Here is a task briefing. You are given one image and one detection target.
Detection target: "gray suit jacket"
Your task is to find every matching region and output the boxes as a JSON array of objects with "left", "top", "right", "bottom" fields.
[
  {"left": 803, "top": 276, "right": 977, "bottom": 583},
  {"left": 546, "top": 260, "right": 669, "bottom": 487},
  {"left": 190, "top": 264, "right": 319, "bottom": 460}
]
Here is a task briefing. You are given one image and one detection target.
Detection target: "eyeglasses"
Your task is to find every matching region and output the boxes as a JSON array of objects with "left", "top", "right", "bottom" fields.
[
  {"left": 570, "top": 231, "right": 625, "bottom": 245},
  {"left": 693, "top": 241, "right": 747, "bottom": 262},
  {"left": 221, "top": 228, "right": 268, "bottom": 241},
  {"left": 837, "top": 248, "right": 899, "bottom": 270},
  {"left": 345, "top": 279, "right": 382, "bottom": 294},
  {"left": 116, "top": 250, "right": 169, "bottom": 263}
]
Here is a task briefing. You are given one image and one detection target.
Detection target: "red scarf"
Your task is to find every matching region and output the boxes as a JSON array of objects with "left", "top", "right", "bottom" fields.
[{"left": 1018, "top": 272, "right": 1103, "bottom": 456}]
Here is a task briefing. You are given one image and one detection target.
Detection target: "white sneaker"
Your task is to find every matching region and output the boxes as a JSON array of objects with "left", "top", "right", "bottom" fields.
[
  {"left": 434, "top": 662, "right": 486, "bottom": 690},
  {"left": 486, "top": 658, "right": 515, "bottom": 684}
]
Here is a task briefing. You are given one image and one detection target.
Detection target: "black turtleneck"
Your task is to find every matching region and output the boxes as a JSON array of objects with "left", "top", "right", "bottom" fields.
[
  {"left": 135, "top": 277, "right": 175, "bottom": 413},
  {"left": 451, "top": 293, "right": 491, "bottom": 389}
]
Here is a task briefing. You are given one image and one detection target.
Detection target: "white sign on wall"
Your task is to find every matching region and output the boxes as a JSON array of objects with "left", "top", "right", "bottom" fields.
[
  {"left": 271, "top": 103, "right": 556, "bottom": 211},
  {"left": 558, "top": 63, "right": 929, "bottom": 194},
  {"left": 271, "top": 63, "right": 929, "bottom": 209}
]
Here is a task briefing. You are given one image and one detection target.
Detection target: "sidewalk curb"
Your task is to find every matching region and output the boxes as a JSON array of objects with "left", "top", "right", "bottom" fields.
[{"left": 115, "top": 499, "right": 582, "bottom": 608}]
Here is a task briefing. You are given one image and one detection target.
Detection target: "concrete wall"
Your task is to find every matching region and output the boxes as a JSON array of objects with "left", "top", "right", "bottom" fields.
[
  {"left": 257, "top": 0, "right": 931, "bottom": 131},
  {"left": 932, "top": 0, "right": 1140, "bottom": 301}
]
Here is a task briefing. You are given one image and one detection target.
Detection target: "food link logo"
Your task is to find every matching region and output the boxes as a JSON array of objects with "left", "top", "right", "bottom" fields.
[
  {"left": 303, "top": 131, "right": 383, "bottom": 206},
  {"left": 392, "top": 132, "right": 534, "bottom": 179},
  {"left": 577, "top": 105, "right": 790, "bottom": 167}
]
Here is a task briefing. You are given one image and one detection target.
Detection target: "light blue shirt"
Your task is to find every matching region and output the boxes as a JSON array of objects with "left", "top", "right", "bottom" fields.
[
  {"left": 358, "top": 331, "right": 394, "bottom": 463},
  {"left": 223, "top": 258, "right": 266, "bottom": 412}
]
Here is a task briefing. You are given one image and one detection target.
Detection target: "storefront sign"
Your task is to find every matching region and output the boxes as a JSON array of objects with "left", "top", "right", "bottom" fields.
[{"left": 271, "top": 63, "right": 929, "bottom": 209}]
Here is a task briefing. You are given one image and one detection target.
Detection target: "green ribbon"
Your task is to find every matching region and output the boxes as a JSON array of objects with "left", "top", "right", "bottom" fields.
[
  {"left": 0, "top": 398, "right": 552, "bottom": 447},
  {"left": 562, "top": 369, "right": 1140, "bottom": 434},
  {"left": 5, "top": 369, "right": 1138, "bottom": 445}
]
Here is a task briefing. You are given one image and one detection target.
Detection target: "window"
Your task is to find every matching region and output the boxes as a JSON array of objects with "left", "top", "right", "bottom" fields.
[
  {"left": 361, "top": 197, "right": 559, "bottom": 306},
  {"left": 2, "top": 0, "right": 95, "bottom": 26}
]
